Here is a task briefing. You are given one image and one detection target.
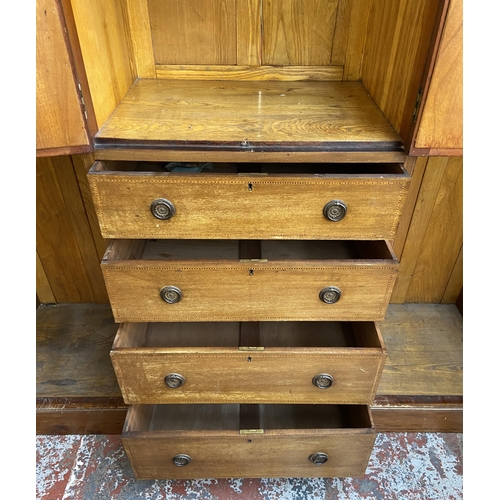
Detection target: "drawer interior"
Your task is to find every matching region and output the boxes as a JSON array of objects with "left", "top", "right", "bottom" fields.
[
  {"left": 125, "top": 404, "right": 373, "bottom": 433},
  {"left": 107, "top": 239, "right": 395, "bottom": 262},
  {"left": 92, "top": 160, "right": 407, "bottom": 176},
  {"left": 113, "top": 321, "right": 383, "bottom": 349}
]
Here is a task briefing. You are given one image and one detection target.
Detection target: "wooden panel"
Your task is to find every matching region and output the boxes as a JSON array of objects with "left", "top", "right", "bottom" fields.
[
  {"left": 71, "top": 154, "right": 109, "bottom": 259},
  {"left": 262, "top": 0, "right": 339, "bottom": 66},
  {"left": 36, "top": 406, "right": 127, "bottom": 435},
  {"left": 391, "top": 157, "right": 427, "bottom": 259},
  {"left": 36, "top": 156, "right": 109, "bottom": 303},
  {"left": 341, "top": 0, "right": 371, "bottom": 80},
  {"left": 414, "top": 0, "right": 462, "bottom": 151},
  {"left": 371, "top": 405, "right": 462, "bottom": 432},
  {"left": 376, "top": 304, "right": 462, "bottom": 397},
  {"left": 94, "top": 79, "right": 404, "bottom": 153},
  {"left": 361, "top": 0, "right": 440, "bottom": 148},
  {"left": 70, "top": 0, "right": 134, "bottom": 128},
  {"left": 155, "top": 65, "right": 343, "bottom": 81},
  {"left": 36, "top": 0, "right": 89, "bottom": 152},
  {"left": 392, "top": 157, "right": 462, "bottom": 303},
  {"left": 88, "top": 166, "right": 409, "bottom": 240},
  {"left": 237, "top": 0, "right": 261, "bottom": 66},
  {"left": 124, "top": 0, "right": 156, "bottom": 78},
  {"left": 442, "top": 245, "right": 463, "bottom": 303},
  {"left": 36, "top": 251, "right": 56, "bottom": 303},
  {"left": 147, "top": 0, "right": 237, "bottom": 65}
]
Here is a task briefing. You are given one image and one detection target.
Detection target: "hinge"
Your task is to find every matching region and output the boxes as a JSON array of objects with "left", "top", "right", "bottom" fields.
[
  {"left": 239, "top": 429, "right": 264, "bottom": 435},
  {"left": 412, "top": 87, "right": 423, "bottom": 122},
  {"left": 77, "top": 82, "right": 88, "bottom": 120}
]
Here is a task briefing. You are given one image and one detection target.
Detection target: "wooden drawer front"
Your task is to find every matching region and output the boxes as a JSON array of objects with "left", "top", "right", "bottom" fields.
[
  {"left": 122, "top": 404, "right": 376, "bottom": 479},
  {"left": 88, "top": 161, "right": 409, "bottom": 240},
  {"left": 111, "top": 322, "right": 386, "bottom": 405},
  {"left": 102, "top": 240, "right": 399, "bottom": 322}
]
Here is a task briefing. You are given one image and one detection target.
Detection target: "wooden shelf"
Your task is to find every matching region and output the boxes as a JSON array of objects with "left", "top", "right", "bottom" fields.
[
  {"left": 94, "top": 79, "right": 405, "bottom": 163},
  {"left": 36, "top": 303, "right": 462, "bottom": 434},
  {"left": 372, "top": 304, "right": 463, "bottom": 432},
  {"left": 36, "top": 303, "right": 127, "bottom": 435}
]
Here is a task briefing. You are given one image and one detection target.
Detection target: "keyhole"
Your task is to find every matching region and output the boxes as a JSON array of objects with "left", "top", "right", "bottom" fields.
[
  {"left": 247, "top": 357, "right": 252, "bottom": 362},
  {"left": 249, "top": 269, "right": 254, "bottom": 276},
  {"left": 248, "top": 183, "right": 253, "bottom": 191}
]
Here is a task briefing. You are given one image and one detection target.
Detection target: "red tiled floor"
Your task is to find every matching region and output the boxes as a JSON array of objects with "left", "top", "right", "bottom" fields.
[{"left": 36, "top": 433, "right": 463, "bottom": 499}]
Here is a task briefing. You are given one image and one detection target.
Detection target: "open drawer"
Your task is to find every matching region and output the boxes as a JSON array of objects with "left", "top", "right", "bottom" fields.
[
  {"left": 122, "top": 404, "right": 376, "bottom": 479},
  {"left": 88, "top": 161, "right": 410, "bottom": 240},
  {"left": 101, "top": 239, "right": 399, "bottom": 322},
  {"left": 111, "top": 321, "right": 386, "bottom": 405}
]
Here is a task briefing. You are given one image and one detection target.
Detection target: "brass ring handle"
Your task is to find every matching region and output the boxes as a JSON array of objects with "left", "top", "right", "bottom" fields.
[
  {"left": 312, "top": 373, "right": 334, "bottom": 389},
  {"left": 172, "top": 454, "right": 191, "bottom": 467},
  {"left": 319, "top": 286, "right": 341, "bottom": 304},
  {"left": 309, "top": 452, "right": 328, "bottom": 465},
  {"left": 160, "top": 286, "right": 182, "bottom": 304},
  {"left": 164, "top": 373, "right": 185, "bottom": 388},
  {"left": 323, "top": 200, "right": 347, "bottom": 222},
  {"left": 151, "top": 198, "right": 176, "bottom": 220}
]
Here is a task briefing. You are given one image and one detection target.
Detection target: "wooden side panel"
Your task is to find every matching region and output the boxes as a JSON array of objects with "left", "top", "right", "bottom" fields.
[
  {"left": 36, "top": 156, "right": 109, "bottom": 303},
  {"left": 124, "top": 0, "right": 156, "bottom": 78},
  {"left": 371, "top": 406, "right": 462, "bottom": 433},
  {"left": 262, "top": 0, "right": 339, "bottom": 66},
  {"left": 70, "top": 0, "right": 134, "bottom": 128},
  {"left": 36, "top": 251, "right": 56, "bottom": 303},
  {"left": 36, "top": 0, "right": 89, "bottom": 152},
  {"left": 391, "top": 157, "right": 462, "bottom": 303},
  {"left": 361, "top": 0, "right": 440, "bottom": 148},
  {"left": 147, "top": 0, "right": 237, "bottom": 65},
  {"left": 414, "top": 0, "right": 462, "bottom": 151}
]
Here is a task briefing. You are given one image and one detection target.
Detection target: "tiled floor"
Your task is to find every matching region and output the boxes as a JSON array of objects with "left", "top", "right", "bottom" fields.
[{"left": 36, "top": 433, "right": 463, "bottom": 499}]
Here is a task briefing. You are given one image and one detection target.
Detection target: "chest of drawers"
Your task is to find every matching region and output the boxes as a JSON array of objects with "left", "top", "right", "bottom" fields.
[{"left": 89, "top": 157, "right": 406, "bottom": 479}]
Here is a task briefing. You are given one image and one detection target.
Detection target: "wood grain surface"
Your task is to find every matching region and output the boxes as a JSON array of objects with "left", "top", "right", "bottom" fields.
[
  {"left": 94, "top": 79, "right": 404, "bottom": 154},
  {"left": 36, "top": 0, "right": 89, "bottom": 151}
]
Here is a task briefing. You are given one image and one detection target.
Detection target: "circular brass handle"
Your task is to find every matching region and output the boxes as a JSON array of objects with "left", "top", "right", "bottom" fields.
[
  {"left": 312, "top": 373, "right": 334, "bottom": 389},
  {"left": 323, "top": 200, "right": 347, "bottom": 222},
  {"left": 160, "top": 286, "right": 182, "bottom": 304},
  {"left": 164, "top": 373, "right": 185, "bottom": 388},
  {"left": 309, "top": 452, "right": 328, "bottom": 465},
  {"left": 172, "top": 454, "right": 191, "bottom": 467},
  {"left": 151, "top": 198, "right": 176, "bottom": 220},
  {"left": 319, "top": 286, "right": 341, "bottom": 304}
]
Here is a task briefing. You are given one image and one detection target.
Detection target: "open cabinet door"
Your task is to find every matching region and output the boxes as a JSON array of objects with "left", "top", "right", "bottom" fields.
[
  {"left": 36, "top": 0, "right": 94, "bottom": 156},
  {"left": 409, "top": 0, "right": 463, "bottom": 156}
]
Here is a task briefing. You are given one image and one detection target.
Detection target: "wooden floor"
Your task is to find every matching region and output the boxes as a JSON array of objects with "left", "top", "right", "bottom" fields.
[{"left": 36, "top": 302, "right": 462, "bottom": 434}]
